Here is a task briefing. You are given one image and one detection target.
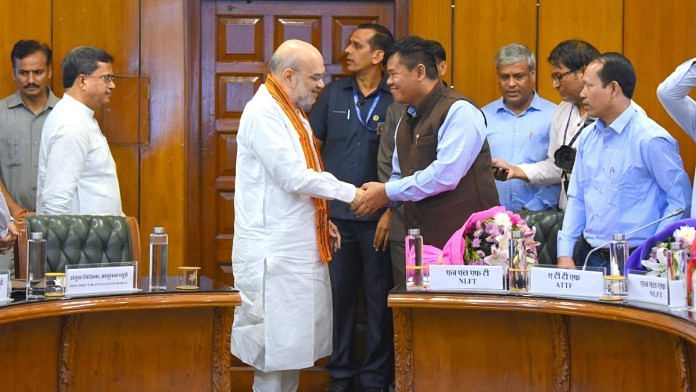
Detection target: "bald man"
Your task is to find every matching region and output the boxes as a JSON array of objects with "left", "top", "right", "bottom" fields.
[{"left": 231, "top": 40, "right": 364, "bottom": 392}]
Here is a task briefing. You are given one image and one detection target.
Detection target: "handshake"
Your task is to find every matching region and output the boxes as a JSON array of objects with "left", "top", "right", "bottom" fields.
[{"left": 350, "top": 182, "right": 389, "bottom": 218}]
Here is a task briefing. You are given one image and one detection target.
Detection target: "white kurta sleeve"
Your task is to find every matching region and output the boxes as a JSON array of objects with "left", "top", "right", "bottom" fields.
[
  {"left": 40, "top": 125, "right": 90, "bottom": 215},
  {"left": 245, "top": 107, "right": 356, "bottom": 204},
  {"left": 0, "top": 192, "right": 10, "bottom": 237}
]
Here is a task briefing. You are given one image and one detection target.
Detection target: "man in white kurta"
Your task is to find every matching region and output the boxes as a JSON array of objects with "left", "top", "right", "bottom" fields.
[
  {"left": 36, "top": 46, "right": 122, "bottom": 216},
  {"left": 232, "top": 40, "right": 360, "bottom": 392},
  {"left": 0, "top": 192, "right": 17, "bottom": 254}
]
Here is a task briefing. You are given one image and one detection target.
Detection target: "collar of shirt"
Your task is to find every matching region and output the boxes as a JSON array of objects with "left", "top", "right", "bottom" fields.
[
  {"left": 493, "top": 92, "right": 543, "bottom": 117},
  {"left": 6, "top": 88, "right": 59, "bottom": 112},
  {"left": 345, "top": 74, "right": 390, "bottom": 98},
  {"left": 406, "top": 105, "right": 417, "bottom": 118},
  {"left": 594, "top": 105, "right": 636, "bottom": 135},
  {"left": 61, "top": 92, "right": 96, "bottom": 118}
]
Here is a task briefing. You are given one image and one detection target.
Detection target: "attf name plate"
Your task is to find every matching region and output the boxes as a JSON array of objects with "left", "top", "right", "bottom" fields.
[
  {"left": 627, "top": 274, "right": 668, "bottom": 306},
  {"left": 429, "top": 265, "right": 504, "bottom": 291},
  {"left": 66, "top": 265, "right": 135, "bottom": 296},
  {"left": 530, "top": 267, "right": 604, "bottom": 298},
  {"left": 0, "top": 272, "right": 9, "bottom": 300}
]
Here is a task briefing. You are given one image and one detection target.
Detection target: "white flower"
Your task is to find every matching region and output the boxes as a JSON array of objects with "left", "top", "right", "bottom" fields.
[
  {"left": 493, "top": 213, "right": 512, "bottom": 229},
  {"left": 674, "top": 226, "right": 695, "bottom": 247},
  {"left": 641, "top": 247, "right": 668, "bottom": 277}
]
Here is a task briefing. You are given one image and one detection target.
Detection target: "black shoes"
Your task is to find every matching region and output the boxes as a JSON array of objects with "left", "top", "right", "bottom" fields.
[{"left": 327, "top": 377, "right": 354, "bottom": 392}]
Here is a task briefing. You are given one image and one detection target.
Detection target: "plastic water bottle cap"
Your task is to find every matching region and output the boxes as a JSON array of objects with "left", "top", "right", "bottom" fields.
[
  {"left": 407, "top": 228, "right": 421, "bottom": 236},
  {"left": 612, "top": 233, "right": 626, "bottom": 241},
  {"left": 153, "top": 227, "right": 165, "bottom": 234},
  {"left": 30, "top": 232, "right": 44, "bottom": 240}
]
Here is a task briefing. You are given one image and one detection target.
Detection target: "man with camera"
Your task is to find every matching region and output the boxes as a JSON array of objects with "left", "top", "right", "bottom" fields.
[
  {"left": 491, "top": 40, "right": 598, "bottom": 209},
  {"left": 556, "top": 53, "right": 690, "bottom": 270}
]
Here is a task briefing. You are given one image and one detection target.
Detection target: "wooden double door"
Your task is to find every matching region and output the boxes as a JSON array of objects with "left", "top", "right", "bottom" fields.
[{"left": 199, "top": 0, "right": 394, "bottom": 283}]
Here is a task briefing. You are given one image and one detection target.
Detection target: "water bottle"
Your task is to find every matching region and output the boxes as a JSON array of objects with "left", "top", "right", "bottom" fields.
[
  {"left": 405, "top": 228, "right": 424, "bottom": 290},
  {"left": 149, "top": 227, "right": 168, "bottom": 291},
  {"left": 668, "top": 241, "right": 688, "bottom": 309},
  {"left": 508, "top": 230, "right": 528, "bottom": 292},
  {"left": 608, "top": 233, "right": 629, "bottom": 276},
  {"left": 27, "top": 232, "right": 47, "bottom": 299}
]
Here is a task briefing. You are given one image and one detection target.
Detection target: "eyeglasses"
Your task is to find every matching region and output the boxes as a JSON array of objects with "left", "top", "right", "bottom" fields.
[
  {"left": 550, "top": 70, "right": 575, "bottom": 83},
  {"left": 295, "top": 70, "right": 325, "bottom": 82},
  {"left": 85, "top": 74, "right": 116, "bottom": 83}
]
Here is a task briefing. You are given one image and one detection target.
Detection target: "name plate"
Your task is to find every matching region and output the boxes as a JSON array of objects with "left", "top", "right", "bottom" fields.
[
  {"left": 429, "top": 265, "right": 504, "bottom": 291},
  {"left": 627, "top": 274, "right": 668, "bottom": 306},
  {"left": 66, "top": 265, "right": 135, "bottom": 296},
  {"left": 530, "top": 267, "right": 604, "bottom": 298},
  {"left": 0, "top": 272, "right": 9, "bottom": 300}
]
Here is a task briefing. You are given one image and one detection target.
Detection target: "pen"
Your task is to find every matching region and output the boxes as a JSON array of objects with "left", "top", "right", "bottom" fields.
[{"left": 347, "top": 109, "right": 350, "bottom": 120}]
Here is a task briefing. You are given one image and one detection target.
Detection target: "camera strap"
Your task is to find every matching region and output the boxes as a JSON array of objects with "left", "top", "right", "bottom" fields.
[{"left": 567, "top": 117, "right": 595, "bottom": 147}]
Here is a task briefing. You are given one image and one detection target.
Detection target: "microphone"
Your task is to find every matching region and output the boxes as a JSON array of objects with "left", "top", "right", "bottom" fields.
[
  {"left": 582, "top": 208, "right": 686, "bottom": 271},
  {"left": 357, "top": 99, "right": 365, "bottom": 108}
]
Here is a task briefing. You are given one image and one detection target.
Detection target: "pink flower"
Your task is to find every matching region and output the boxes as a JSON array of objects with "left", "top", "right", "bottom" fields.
[{"left": 471, "top": 237, "right": 481, "bottom": 248}]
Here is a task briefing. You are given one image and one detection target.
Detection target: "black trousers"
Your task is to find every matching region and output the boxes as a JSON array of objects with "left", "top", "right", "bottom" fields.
[
  {"left": 574, "top": 236, "right": 635, "bottom": 273},
  {"left": 327, "top": 219, "right": 394, "bottom": 389}
]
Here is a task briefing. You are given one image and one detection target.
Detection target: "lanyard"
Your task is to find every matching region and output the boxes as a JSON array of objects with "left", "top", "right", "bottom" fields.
[{"left": 353, "top": 89, "right": 382, "bottom": 132}]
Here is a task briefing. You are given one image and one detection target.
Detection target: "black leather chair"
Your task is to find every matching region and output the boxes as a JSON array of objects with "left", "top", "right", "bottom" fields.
[
  {"left": 518, "top": 210, "right": 564, "bottom": 266},
  {"left": 16, "top": 215, "right": 140, "bottom": 278}
]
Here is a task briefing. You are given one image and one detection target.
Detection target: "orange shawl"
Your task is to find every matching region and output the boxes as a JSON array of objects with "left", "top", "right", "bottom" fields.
[{"left": 265, "top": 74, "right": 333, "bottom": 263}]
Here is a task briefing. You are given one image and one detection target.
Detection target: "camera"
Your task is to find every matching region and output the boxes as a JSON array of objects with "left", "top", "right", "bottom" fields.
[{"left": 553, "top": 145, "right": 576, "bottom": 172}]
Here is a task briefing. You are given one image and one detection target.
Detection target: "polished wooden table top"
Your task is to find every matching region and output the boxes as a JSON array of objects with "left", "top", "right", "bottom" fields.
[
  {"left": 1, "top": 276, "right": 239, "bottom": 325},
  {"left": 389, "top": 289, "right": 696, "bottom": 344}
]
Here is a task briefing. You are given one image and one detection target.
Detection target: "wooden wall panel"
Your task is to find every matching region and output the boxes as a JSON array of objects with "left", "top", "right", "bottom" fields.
[
  {"left": 453, "top": 0, "right": 537, "bottom": 107},
  {"left": 52, "top": 0, "right": 140, "bottom": 94},
  {"left": 141, "top": 0, "right": 187, "bottom": 271},
  {"left": 111, "top": 146, "right": 140, "bottom": 219},
  {"left": 407, "top": 0, "right": 452, "bottom": 85},
  {"left": 0, "top": 0, "right": 51, "bottom": 98},
  {"left": 624, "top": 0, "right": 696, "bottom": 177},
  {"left": 537, "top": 0, "right": 623, "bottom": 103}
]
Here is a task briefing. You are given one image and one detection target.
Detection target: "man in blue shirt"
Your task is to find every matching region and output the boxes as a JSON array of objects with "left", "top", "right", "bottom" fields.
[
  {"left": 309, "top": 24, "right": 394, "bottom": 392},
  {"left": 482, "top": 43, "right": 559, "bottom": 211},
  {"left": 557, "top": 53, "right": 691, "bottom": 271}
]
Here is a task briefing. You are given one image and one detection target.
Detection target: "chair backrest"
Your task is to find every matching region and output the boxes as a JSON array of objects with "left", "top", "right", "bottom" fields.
[
  {"left": 518, "top": 210, "right": 564, "bottom": 266},
  {"left": 17, "top": 215, "right": 140, "bottom": 278}
]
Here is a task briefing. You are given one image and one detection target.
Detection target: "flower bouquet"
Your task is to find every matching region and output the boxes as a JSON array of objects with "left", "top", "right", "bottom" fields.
[
  {"left": 625, "top": 218, "right": 696, "bottom": 305},
  {"left": 406, "top": 206, "right": 538, "bottom": 289},
  {"left": 639, "top": 225, "right": 694, "bottom": 278}
]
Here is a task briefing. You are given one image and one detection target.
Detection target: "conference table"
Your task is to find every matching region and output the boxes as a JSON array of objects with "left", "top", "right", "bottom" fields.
[
  {"left": 389, "top": 288, "right": 696, "bottom": 392},
  {"left": 0, "top": 276, "right": 239, "bottom": 391}
]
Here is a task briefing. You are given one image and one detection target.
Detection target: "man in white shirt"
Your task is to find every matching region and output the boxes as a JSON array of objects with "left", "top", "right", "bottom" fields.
[
  {"left": 0, "top": 192, "right": 17, "bottom": 254},
  {"left": 36, "top": 46, "right": 122, "bottom": 216},
  {"left": 657, "top": 58, "right": 696, "bottom": 217},
  {"left": 232, "top": 39, "right": 363, "bottom": 392}
]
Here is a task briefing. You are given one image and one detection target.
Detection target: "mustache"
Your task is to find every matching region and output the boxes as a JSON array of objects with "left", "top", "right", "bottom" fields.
[{"left": 24, "top": 83, "right": 40, "bottom": 89}]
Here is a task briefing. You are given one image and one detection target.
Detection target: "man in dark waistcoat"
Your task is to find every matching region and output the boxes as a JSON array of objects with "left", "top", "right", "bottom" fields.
[{"left": 354, "top": 36, "right": 499, "bottom": 249}]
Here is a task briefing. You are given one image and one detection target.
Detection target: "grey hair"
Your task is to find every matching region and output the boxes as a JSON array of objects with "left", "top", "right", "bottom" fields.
[
  {"left": 495, "top": 43, "right": 535, "bottom": 70},
  {"left": 269, "top": 50, "right": 301, "bottom": 75}
]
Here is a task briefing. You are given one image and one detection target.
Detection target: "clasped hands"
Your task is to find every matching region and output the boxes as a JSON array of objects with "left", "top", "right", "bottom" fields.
[{"left": 350, "top": 182, "right": 389, "bottom": 218}]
